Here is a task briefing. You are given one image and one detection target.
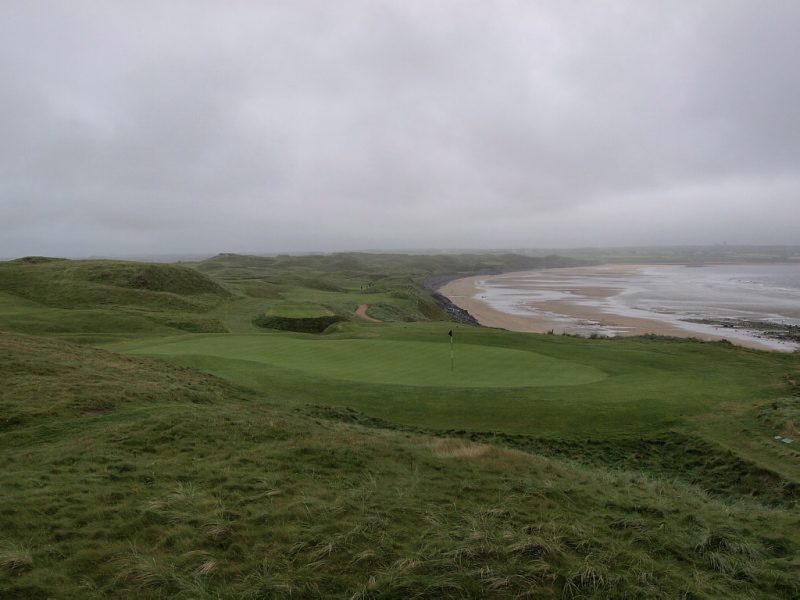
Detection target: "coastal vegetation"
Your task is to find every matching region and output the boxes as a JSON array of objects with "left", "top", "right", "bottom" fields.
[{"left": 1, "top": 252, "right": 800, "bottom": 598}]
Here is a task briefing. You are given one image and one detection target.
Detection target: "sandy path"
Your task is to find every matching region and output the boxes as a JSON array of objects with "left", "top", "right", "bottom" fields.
[
  {"left": 355, "top": 304, "right": 381, "bottom": 322},
  {"left": 437, "top": 266, "right": 779, "bottom": 350}
]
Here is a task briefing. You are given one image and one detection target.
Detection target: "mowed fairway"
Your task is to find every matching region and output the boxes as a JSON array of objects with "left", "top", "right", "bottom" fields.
[
  {"left": 103, "top": 322, "right": 796, "bottom": 437},
  {"left": 110, "top": 333, "right": 607, "bottom": 388}
]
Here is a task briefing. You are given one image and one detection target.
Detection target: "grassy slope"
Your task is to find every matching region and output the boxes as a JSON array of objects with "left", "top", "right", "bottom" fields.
[
  {"left": 3, "top": 252, "right": 800, "bottom": 597},
  {"left": 103, "top": 324, "right": 792, "bottom": 437},
  {"left": 191, "top": 251, "right": 586, "bottom": 281},
  {"left": 194, "top": 252, "right": 591, "bottom": 329},
  {"left": 104, "top": 323, "right": 800, "bottom": 510},
  {"left": 0, "top": 258, "right": 235, "bottom": 340},
  {"left": 3, "top": 331, "right": 800, "bottom": 599}
]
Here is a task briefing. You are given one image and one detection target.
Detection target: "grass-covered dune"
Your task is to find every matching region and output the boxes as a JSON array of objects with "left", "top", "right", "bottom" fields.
[
  {"left": 0, "top": 257, "right": 232, "bottom": 308},
  {"left": 0, "top": 258, "right": 234, "bottom": 339},
  {"left": 0, "top": 252, "right": 561, "bottom": 342},
  {"left": 188, "top": 252, "right": 592, "bottom": 330},
  {"left": 192, "top": 251, "right": 586, "bottom": 282},
  {"left": 3, "top": 251, "right": 800, "bottom": 598},
  {"left": 3, "top": 331, "right": 800, "bottom": 599}
]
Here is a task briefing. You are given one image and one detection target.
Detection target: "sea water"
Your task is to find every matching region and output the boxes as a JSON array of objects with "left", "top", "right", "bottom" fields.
[
  {"left": 614, "top": 265, "right": 800, "bottom": 324},
  {"left": 475, "top": 264, "right": 800, "bottom": 351}
]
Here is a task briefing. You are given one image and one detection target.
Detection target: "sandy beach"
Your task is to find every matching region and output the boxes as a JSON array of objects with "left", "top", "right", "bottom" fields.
[{"left": 438, "top": 265, "right": 789, "bottom": 351}]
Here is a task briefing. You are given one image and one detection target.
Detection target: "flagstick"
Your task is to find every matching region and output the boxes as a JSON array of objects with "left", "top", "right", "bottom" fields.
[{"left": 450, "top": 331, "right": 454, "bottom": 371}]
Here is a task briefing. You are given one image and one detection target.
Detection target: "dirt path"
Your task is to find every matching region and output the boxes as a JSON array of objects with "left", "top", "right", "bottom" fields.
[{"left": 355, "top": 304, "right": 381, "bottom": 322}]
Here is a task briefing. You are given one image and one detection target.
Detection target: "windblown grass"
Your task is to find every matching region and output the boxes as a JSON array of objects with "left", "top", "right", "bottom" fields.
[
  {"left": 3, "top": 252, "right": 800, "bottom": 598},
  {"left": 0, "top": 258, "right": 232, "bottom": 309},
  {"left": 0, "top": 259, "right": 234, "bottom": 340},
  {"left": 2, "top": 331, "right": 800, "bottom": 598}
]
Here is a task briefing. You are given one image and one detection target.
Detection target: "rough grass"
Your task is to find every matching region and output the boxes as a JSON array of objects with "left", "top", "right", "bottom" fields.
[
  {"left": 0, "top": 258, "right": 233, "bottom": 309},
  {"left": 2, "top": 331, "right": 800, "bottom": 597},
  {"left": 0, "top": 259, "right": 234, "bottom": 338},
  {"left": 253, "top": 314, "right": 347, "bottom": 333},
  {"left": 190, "top": 251, "right": 587, "bottom": 282},
  {"left": 189, "top": 251, "right": 591, "bottom": 328},
  {"left": 0, "top": 255, "right": 471, "bottom": 339},
  {"left": 0, "top": 331, "right": 234, "bottom": 429},
  {"left": 3, "top": 252, "right": 800, "bottom": 598}
]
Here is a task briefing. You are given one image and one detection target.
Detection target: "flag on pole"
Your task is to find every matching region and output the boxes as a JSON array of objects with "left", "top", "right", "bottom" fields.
[{"left": 448, "top": 330, "right": 454, "bottom": 371}]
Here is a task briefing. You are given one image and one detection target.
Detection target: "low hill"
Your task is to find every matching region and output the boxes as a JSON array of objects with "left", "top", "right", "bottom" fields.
[
  {"left": 0, "top": 253, "right": 582, "bottom": 339},
  {"left": 3, "top": 330, "right": 800, "bottom": 598},
  {"left": 0, "top": 258, "right": 235, "bottom": 338},
  {"left": 192, "top": 251, "right": 588, "bottom": 281},
  {"left": 188, "top": 252, "right": 590, "bottom": 327},
  {"left": 4, "top": 252, "right": 800, "bottom": 597},
  {"left": 0, "top": 257, "right": 233, "bottom": 309}
]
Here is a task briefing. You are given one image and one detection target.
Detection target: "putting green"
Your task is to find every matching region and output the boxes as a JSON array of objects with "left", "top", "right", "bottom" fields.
[{"left": 118, "top": 334, "right": 607, "bottom": 388}]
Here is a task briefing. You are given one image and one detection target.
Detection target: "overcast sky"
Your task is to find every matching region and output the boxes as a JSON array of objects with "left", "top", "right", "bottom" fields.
[{"left": 2, "top": 1, "right": 800, "bottom": 258}]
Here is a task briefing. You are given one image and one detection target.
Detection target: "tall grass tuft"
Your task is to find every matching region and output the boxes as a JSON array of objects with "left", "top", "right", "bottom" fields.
[
  {"left": 115, "top": 545, "right": 180, "bottom": 594},
  {"left": 0, "top": 542, "right": 33, "bottom": 573}
]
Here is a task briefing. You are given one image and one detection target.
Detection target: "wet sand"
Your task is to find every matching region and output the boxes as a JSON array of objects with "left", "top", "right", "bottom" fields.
[{"left": 438, "top": 266, "right": 783, "bottom": 351}]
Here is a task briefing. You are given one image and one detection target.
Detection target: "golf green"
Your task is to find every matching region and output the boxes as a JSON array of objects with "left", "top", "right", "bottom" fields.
[{"left": 117, "top": 334, "right": 608, "bottom": 388}]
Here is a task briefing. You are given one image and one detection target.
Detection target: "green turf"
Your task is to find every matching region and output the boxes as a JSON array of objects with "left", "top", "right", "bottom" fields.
[
  {"left": 108, "top": 333, "right": 607, "bottom": 388},
  {"left": 4, "top": 331, "right": 800, "bottom": 599},
  {"left": 4, "top": 252, "right": 800, "bottom": 598},
  {"left": 102, "top": 322, "right": 797, "bottom": 438}
]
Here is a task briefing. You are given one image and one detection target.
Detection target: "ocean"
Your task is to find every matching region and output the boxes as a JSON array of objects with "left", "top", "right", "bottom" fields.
[{"left": 473, "top": 264, "right": 800, "bottom": 351}]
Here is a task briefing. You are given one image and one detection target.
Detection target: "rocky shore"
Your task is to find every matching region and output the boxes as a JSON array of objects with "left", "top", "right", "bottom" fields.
[
  {"left": 421, "top": 277, "right": 481, "bottom": 326},
  {"left": 685, "top": 318, "right": 800, "bottom": 345}
]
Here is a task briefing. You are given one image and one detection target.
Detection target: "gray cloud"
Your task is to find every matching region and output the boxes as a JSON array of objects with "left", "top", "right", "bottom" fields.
[{"left": 2, "top": 0, "right": 800, "bottom": 258}]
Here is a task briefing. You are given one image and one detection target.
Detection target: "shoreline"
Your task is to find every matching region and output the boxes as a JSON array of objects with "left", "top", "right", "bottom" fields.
[{"left": 438, "top": 266, "right": 793, "bottom": 352}]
